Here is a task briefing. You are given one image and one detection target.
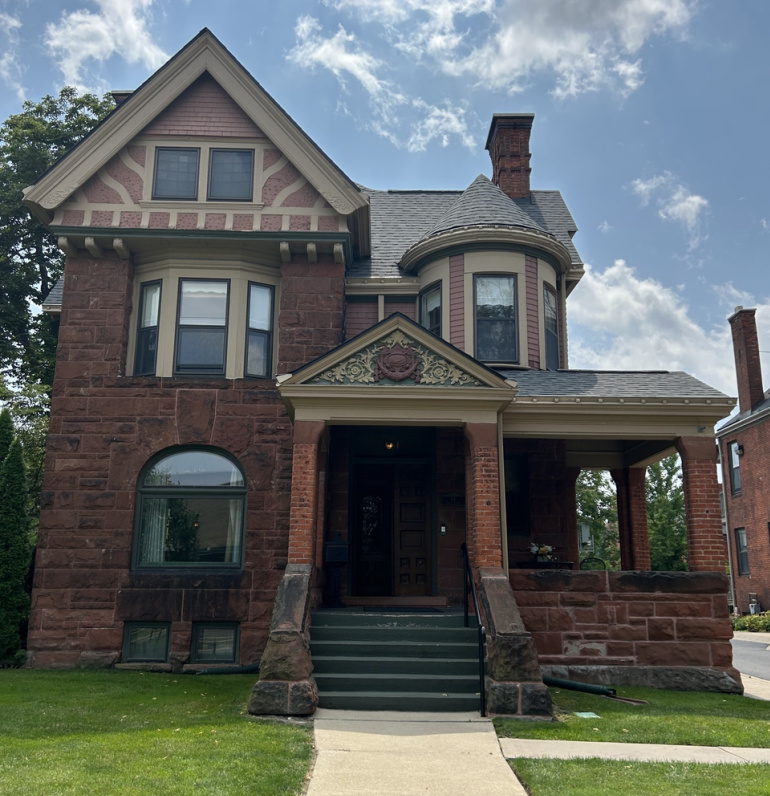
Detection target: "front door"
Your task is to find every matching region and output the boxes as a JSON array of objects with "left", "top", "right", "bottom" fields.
[{"left": 351, "top": 459, "right": 432, "bottom": 597}]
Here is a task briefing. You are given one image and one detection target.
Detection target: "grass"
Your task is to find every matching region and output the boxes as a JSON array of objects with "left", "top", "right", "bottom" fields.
[
  {"left": 0, "top": 669, "right": 313, "bottom": 796},
  {"left": 495, "top": 686, "right": 770, "bottom": 747},
  {"left": 510, "top": 759, "right": 770, "bottom": 796}
]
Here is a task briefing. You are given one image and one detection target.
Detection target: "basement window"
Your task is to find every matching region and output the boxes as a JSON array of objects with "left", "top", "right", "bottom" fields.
[
  {"left": 123, "top": 623, "right": 170, "bottom": 662},
  {"left": 192, "top": 623, "right": 239, "bottom": 663}
]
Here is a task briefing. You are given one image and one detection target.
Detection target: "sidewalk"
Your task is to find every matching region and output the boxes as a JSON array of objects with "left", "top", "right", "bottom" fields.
[{"left": 306, "top": 709, "right": 528, "bottom": 796}]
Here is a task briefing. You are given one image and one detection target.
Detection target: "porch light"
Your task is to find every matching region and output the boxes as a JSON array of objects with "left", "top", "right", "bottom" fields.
[{"left": 384, "top": 441, "right": 398, "bottom": 451}]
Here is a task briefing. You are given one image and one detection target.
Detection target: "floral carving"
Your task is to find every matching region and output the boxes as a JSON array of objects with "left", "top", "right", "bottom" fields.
[{"left": 312, "top": 330, "right": 482, "bottom": 387}]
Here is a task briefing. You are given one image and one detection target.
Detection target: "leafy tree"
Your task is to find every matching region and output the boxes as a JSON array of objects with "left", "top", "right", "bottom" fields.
[
  {"left": 0, "top": 439, "right": 31, "bottom": 663},
  {"left": 0, "top": 407, "right": 13, "bottom": 462},
  {"left": 0, "top": 88, "right": 114, "bottom": 387},
  {"left": 576, "top": 470, "right": 620, "bottom": 569},
  {"left": 647, "top": 455, "right": 688, "bottom": 571}
]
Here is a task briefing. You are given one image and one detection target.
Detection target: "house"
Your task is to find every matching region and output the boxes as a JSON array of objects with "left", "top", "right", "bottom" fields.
[
  {"left": 718, "top": 307, "right": 770, "bottom": 615},
  {"left": 25, "top": 30, "right": 741, "bottom": 715}
]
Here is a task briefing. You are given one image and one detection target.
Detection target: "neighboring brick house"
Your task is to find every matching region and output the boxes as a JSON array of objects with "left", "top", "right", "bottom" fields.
[
  {"left": 25, "top": 30, "right": 741, "bottom": 715},
  {"left": 718, "top": 307, "right": 770, "bottom": 615}
]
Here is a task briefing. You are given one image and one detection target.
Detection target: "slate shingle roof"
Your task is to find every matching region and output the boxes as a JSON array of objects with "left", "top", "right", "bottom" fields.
[
  {"left": 497, "top": 369, "right": 729, "bottom": 400},
  {"left": 42, "top": 279, "right": 64, "bottom": 311},
  {"left": 718, "top": 391, "right": 770, "bottom": 430},
  {"left": 348, "top": 180, "right": 581, "bottom": 280}
]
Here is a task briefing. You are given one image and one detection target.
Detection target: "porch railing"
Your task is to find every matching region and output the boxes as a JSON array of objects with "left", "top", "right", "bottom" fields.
[{"left": 460, "top": 542, "right": 486, "bottom": 717}]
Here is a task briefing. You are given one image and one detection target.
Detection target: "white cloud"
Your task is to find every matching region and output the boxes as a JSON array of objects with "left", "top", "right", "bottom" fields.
[
  {"left": 0, "top": 12, "right": 25, "bottom": 101},
  {"left": 598, "top": 220, "right": 612, "bottom": 233},
  {"left": 288, "top": 16, "right": 476, "bottom": 151},
  {"left": 761, "top": 218, "right": 769, "bottom": 232},
  {"left": 332, "top": 0, "right": 696, "bottom": 97},
  {"left": 45, "top": 0, "right": 167, "bottom": 92},
  {"left": 631, "top": 171, "right": 708, "bottom": 249},
  {"left": 568, "top": 260, "right": 737, "bottom": 396}
]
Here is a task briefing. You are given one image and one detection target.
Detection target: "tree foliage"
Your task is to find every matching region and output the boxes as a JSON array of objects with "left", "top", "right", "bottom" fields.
[
  {"left": 576, "top": 470, "right": 620, "bottom": 569},
  {"left": 0, "top": 87, "right": 114, "bottom": 387},
  {"left": 647, "top": 455, "right": 688, "bottom": 571},
  {"left": 0, "top": 439, "right": 31, "bottom": 662}
]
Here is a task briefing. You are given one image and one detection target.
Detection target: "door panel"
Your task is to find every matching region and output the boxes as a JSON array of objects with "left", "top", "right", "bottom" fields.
[
  {"left": 394, "top": 463, "right": 430, "bottom": 597},
  {"left": 352, "top": 464, "right": 393, "bottom": 596}
]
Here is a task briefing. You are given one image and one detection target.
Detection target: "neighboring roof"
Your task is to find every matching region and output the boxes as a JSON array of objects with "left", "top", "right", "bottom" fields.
[
  {"left": 421, "top": 175, "right": 547, "bottom": 239},
  {"left": 42, "top": 279, "right": 64, "bottom": 313},
  {"left": 499, "top": 369, "right": 730, "bottom": 400},
  {"left": 718, "top": 391, "right": 770, "bottom": 433},
  {"left": 349, "top": 183, "right": 580, "bottom": 279}
]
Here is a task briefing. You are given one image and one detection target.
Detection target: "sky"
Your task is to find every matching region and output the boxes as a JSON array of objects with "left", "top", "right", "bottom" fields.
[{"left": 1, "top": 0, "right": 769, "bottom": 405}]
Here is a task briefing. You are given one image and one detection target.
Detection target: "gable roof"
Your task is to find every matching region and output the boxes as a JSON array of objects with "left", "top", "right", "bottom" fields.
[{"left": 23, "top": 29, "right": 369, "bottom": 243}]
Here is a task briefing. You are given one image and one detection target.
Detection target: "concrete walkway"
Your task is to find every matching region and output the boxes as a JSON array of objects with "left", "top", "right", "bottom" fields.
[{"left": 306, "top": 709, "right": 528, "bottom": 795}]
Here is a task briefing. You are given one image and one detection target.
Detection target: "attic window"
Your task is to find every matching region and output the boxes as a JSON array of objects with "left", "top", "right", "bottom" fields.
[
  {"left": 208, "top": 149, "right": 254, "bottom": 201},
  {"left": 153, "top": 147, "right": 200, "bottom": 200}
]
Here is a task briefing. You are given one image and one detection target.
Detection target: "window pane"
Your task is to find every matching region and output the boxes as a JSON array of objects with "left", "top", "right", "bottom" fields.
[
  {"left": 544, "top": 286, "right": 559, "bottom": 370},
  {"left": 194, "top": 625, "right": 237, "bottom": 663},
  {"left": 247, "top": 330, "right": 269, "bottom": 377},
  {"left": 736, "top": 528, "right": 749, "bottom": 575},
  {"left": 179, "top": 281, "right": 228, "bottom": 326},
  {"left": 477, "top": 276, "right": 515, "bottom": 312},
  {"left": 476, "top": 276, "right": 516, "bottom": 361},
  {"left": 176, "top": 327, "right": 226, "bottom": 371},
  {"left": 125, "top": 625, "right": 169, "bottom": 661},
  {"left": 420, "top": 285, "right": 441, "bottom": 336},
  {"left": 154, "top": 148, "right": 199, "bottom": 199},
  {"left": 138, "top": 496, "right": 243, "bottom": 565},
  {"left": 135, "top": 328, "right": 158, "bottom": 375},
  {"left": 544, "top": 287, "right": 558, "bottom": 335},
  {"left": 249, "top": 284, "right": 272, "bottom": 331},
  {"left": 209, "top": 150, "right": 254, "bottom": 201},
  {"left": 729, "top": 442, "right": 742, "bottom": 493},
  {"left": 140, "top": 283, "right": 161, "bottom": 328},
  {"left": 143, "top": 451, "right": 244, "bottom": 487}
]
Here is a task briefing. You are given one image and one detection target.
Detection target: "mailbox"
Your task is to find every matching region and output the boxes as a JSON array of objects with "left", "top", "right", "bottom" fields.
[{"left": 325, "top": 533, "right": 349, "bottom": 564}]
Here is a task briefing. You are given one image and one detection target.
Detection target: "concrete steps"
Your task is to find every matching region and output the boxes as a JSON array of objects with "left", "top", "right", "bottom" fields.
[{"left": 310, "top": 608, "right": 482, "bottom": 712}]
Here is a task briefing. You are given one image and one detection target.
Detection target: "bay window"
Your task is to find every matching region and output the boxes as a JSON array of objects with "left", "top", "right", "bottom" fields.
[
  {"left": 175, "top": 279, "right": 229, "bottom": 375},
  {"left": 475, "top": 274, "right": 517, "bottom": 363},
  {"left": 245, "top": 283, "right": 273, "bottom": 377},
  {"left": 134, "top": 281, "right": 161, "bottom": 376},
  {"left": 419, "top": 282, "right": 441, "bottom": 337}
]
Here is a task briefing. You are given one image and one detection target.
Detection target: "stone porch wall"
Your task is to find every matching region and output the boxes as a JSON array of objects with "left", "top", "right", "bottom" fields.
[{"left": 511, "top": 569, "right": 742, "bottom": 692}]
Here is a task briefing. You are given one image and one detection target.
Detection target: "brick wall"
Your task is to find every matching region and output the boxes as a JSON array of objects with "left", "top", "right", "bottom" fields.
[
  {"left": 465, "top": 424, "right": 503, "bottom": 569},
  {"left": 511, "top": 570, "right": 739, "bottom": 685},
  {"left": 721, "top": 422, "right": 770, "bottom": 613}
]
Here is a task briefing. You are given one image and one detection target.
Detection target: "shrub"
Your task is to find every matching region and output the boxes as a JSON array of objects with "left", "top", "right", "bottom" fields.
[{"left": 732, "top": 612, "right": 770, "bottom": 632}]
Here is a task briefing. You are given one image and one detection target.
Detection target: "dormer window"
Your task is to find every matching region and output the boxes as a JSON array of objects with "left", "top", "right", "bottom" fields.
[
  {"left": 208, "top": 149, "right": 254, "bottom": 201},
  {"left": 475, "top": 274, "right": 517, "bottom": 363},
  {"left": 153, "top": 147, "right": 200, "bottom": 200}
]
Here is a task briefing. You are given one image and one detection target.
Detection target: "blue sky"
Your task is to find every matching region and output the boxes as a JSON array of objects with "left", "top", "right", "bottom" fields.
[{"left": 1, "top": 0, "right": 768, "bottom": 400}]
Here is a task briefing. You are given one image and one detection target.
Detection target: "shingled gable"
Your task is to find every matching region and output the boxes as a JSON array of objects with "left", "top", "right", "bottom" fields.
[
  {"left": 277, "top": 313, "right": 516, "bottom": 422},
  {"left": 22, "top": 28, "right": 369, "bottom": 250}
]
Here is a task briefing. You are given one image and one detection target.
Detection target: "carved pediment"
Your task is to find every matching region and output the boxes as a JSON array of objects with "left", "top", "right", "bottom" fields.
[{"left": 310, "top": 330, "right": 483, "bottom": 387}]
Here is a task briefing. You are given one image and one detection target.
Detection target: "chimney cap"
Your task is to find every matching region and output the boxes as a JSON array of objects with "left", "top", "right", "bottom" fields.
[{"left": 485, "top": 113, "right": 535, "bottom": 151}]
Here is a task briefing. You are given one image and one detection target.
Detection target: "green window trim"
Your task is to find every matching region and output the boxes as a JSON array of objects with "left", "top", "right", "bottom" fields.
[
  {"left": 191, "top": 623, "right": 240, "bottom": 664},
  {"left": 123, "top": 622, "right": 171, "bottom": 662}
]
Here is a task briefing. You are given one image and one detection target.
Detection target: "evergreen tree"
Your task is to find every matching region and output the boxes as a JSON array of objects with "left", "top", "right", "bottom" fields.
[
  {"left": 576, "top": 470, "right": 620, "bottom": 569},
  {"left": 0, "top": 439, "right": 31, "bottom": 662},
  {"left": 647, "top": 455, "right": 688, "bottom": 571},
  {"left": 0, "top": 407, "right": 13, "bottom": 462}
]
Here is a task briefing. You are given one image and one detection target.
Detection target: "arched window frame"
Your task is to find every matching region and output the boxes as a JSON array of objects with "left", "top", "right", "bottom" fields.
[{"left": 132, "top": 447, "right": 247, "bottom": 570}]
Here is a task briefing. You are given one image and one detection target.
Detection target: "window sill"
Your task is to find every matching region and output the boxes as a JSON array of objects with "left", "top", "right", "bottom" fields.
[{"left": 139, "top": 200, "right": 265, "bottom": 212}]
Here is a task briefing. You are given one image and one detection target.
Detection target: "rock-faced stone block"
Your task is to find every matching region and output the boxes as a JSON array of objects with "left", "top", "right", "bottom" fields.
[
  {"left": 485, "top": 680, "right": 519, "bottom": 715},
  {"left": 487, "top": 633, "right": 542, "bottom": 682},
  {"left": 521, "top": 683, "right": 553, "bottom": 716}
]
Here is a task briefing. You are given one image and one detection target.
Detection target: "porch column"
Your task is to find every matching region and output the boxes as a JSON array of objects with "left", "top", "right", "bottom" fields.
[
  {"left": 676, "top": 436, "right": 726, "bottom": 572},
  {"left": 287, "top": 420, "right": 326, "bottom": 566},
  {"left": 611, "top": 467, "right": 651, "bottom": 571},
  {"left": 464, "top": 423, "right": 503, "bottom": 569}
]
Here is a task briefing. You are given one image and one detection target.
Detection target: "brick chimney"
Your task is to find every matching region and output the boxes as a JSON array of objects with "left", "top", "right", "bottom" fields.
[
  {"left": 485, "top": 114, "right": 534, "bottom": 199},
  {"left": 729, "top": 306, "right": 765, "bottom": 412}
]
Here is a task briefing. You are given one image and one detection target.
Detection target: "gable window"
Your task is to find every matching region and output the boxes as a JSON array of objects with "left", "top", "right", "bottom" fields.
[
  {"left": 123, "top": 623, "right": 170, "bottom": 662},
  {"left": 175, "top": 279, "right": 229, "bottom": 375},
  {"left": 153, "top": 147, "right": 200, "bottom": 200},
  {"left": 134, "top": 448, "right": 246, "bottom": 568},
  {"left": 419, "top": 283, "right": 441, "bottom": 337},
  {"left": 735, "top": 528, "right": 749, "bottom": 575},
  {"left": 208, "top": 149, "right": 254, "bottom": 201},
  {"left": 192, "top": 623, "right": 239, "bottom": 663},
  {"left": 728, "top": 441, "right": 742, "bottom": 494},
  {"left": 475, "top": 274, "right": 517, "bottom": 362},
  {"left": 544, "top": 285, "right": 559, "bottom": 370},
  {"left": 134, "top": 281, "right": 161, "bottom": 376},
  {"left": 246, "top": 283, "right": 273, "bottom": 377}
]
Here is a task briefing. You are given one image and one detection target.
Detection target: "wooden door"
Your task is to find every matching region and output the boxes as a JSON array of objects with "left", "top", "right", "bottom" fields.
[
  {"left": 393, "top": 462, "right": 431, "bottom": 597},
  {"left": 351, "top": 463, "right": 393, "bottom": 596}
]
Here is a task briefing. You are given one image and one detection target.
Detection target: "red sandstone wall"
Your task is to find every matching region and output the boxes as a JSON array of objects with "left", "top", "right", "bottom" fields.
[
  {"left": 512, "top": 570, "right": 736, "bottom": 676},
  {"left": 721, "top": 426, "right": 770, "bottom": 613}
]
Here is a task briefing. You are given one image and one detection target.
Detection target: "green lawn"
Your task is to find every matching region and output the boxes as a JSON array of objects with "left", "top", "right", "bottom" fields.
[
  {"left": 495, "top": 686, "right": 770, "bottom": 747},
  {"left": 0, "top": 670, "right": 313, "bottom": 796},
  {"left": 510, "top": 759, "right": 770, "bottom": 796}
]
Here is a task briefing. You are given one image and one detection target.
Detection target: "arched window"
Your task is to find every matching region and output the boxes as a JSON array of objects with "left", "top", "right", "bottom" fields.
[{"left": 134, "top": 448, "right": 246, "bottom": 568}]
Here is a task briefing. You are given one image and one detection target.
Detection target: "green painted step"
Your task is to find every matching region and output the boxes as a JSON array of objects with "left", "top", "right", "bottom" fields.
[
  {"left": 317, "top": 690, "right": 480, "bottom": 712},
  {"left": 311, "top": 610, "right": 477, "bottom": 628},
  {"left": 310, "top": 625, "right": 477, "bottom": 643},
  {"left": 312, "top": 655, "right": 479, "bottom": 675},
  {"left": 314, "top": 672, "right": 479, "bottom": 693},
  {"left": 309, "top": 639, "right": 478, "bottom": 659}
]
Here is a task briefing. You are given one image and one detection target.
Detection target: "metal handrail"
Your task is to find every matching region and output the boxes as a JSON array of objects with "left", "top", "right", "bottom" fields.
[{"left": 460, "top": 542, "right": 486, "bottom": 717}]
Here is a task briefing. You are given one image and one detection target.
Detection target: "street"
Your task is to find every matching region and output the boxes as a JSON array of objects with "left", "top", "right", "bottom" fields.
[{"left": 731, "top": 632, "right": 770, "bottom": 680}]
